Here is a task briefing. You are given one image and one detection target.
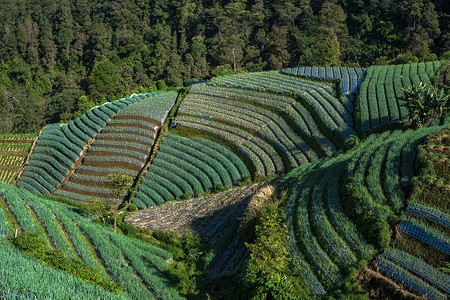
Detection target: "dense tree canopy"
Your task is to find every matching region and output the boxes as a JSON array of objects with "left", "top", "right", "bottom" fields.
[{"left": 0, "top": 0, "right": 448, "bottom": 133}]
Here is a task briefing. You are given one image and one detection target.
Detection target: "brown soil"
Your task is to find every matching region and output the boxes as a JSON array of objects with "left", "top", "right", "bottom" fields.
[
  {"left": 82, "top": 160, "right": 142, "bottom": 171},
  {"left": 357, "top": 264, "right": 425, "bottom": 300},
  {"left": 95, "top": 137, "right": 154, "bottom": 147},
  {"left": 90, "top": 144, "right": 149, "bottom": 154},
  {"left": 69, "top": 178, "right": 108, "bottom": 187},
  {"left": 114, "top": 115, "right": 161, "bottom": 127},
  {"left": 108, "top": 123, "right": 157, "bottom": 132},
  {"left": 61, "top": 186, "right": 115, "bottom": 198},
  {"left": 87, "top": 151, "right": 146, "bottom": 162},
  {"left": 100, "top": 130, "right": 154, "bottom": 139}
]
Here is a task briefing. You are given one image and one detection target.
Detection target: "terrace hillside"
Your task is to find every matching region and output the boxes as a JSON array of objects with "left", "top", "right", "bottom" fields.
[{"left": 2, "top": 60, "right": 449, "bottom": 299}]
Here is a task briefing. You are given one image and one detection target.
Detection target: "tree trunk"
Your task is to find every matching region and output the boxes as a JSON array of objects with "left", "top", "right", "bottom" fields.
[{"left": 114, "top": 213, "right": 117, "bottom": 233}]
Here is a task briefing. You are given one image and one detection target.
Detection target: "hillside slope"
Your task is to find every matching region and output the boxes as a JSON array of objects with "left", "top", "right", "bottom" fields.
[{"left": 0, "top": 181, "right": 183, "bottom": 299}]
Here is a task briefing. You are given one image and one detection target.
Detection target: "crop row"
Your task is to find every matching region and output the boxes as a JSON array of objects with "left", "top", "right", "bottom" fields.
[
  {"left": 18, "top": 92, "right": 158, "bottom": 196},
  {"left": 52, "top": 189, "right": 115, "bottom": 202},
  {"left": 75, "top": 165, "right": 139, "bottom": 177},
  {"left": 88, "top": 145, "right": 148, "bottom": 161},
  {"left": 399, "top": 219, "right": 450, "bottom": 255},
  {"left": 161, "top": 144, "right": 219, "bottom": 184},
  {"left": 358, "top": 61, "right": 442, "bottom": 131},
  {"left": 109, "top": 118, "right": 159, "bottom": 131},
  {"left": 376, "top": 256, "right": 446, "bottom": 300},
  {"left": 182, "top": 92, "right": 317, "bottom": 167},
  {"left": 115, "top": 91, "right": 178, "bottom": 124},
  {"left": 0, "top": 185, "right": 38, "bottom": 232},
  {"left": 176, "top": 115, "right": 252, "bottom": 141},
  {"left": 83, "top": 154, "right": 145, "bottom": 168},
  {"left": 0, "top": 155, "right": 25, "bottom": 166},
  {"left": 310, "top": 181, "right": 358, "bottom": 269},
  {"left": 382, "top": 247, "right": 449, "bottom": 293},
  {"left": 281, "top": 66, "right": 365, "bottom": 94},
  {"left": 290, "top": 180, "right": 344, "bottom": 287},
  {"left": 326, "top": 179, "right": 375, "bottom": 256},
  {"left": 209, "top": 70, "right": 335, "bottom": 96},
  {"left": 101, "top": 125, "right": 157, "bottom": 139},
  {"left": 64, "top": 181, "right": 115, "bottom": 195},
  {"left": 0, "top": 237, "right": 122, "bottom": 299},
  {"left": 180, "top": 102, "right": 263, "bottom": 131},
  {"left": 0, "top": 170, "right": 15, "bottom": 182},
  {"left": 190, "top": 85, "right": 295, "bottom": 110},
  {"left": 91, "top": 139, "right": 149, "bottom": 153},
  {"left": 175, "top": 116, "right": 283, "bottom": 176},
  {"left": 243, "top": 136, "right": 283, "bottom": 174},
  {"left": 1, "top": 181, "right": 182, "bottom": 299},
  {"left": 0, "top": 142, "right": 32, "bottom": 151},
  {"left": 26, "top": 160, "right": 66, "bottom": 182},
  {"left": 291, "top": 102, "right": 337, "bottom": 155},
  {"left": 155, "top": 151, "right": 212, "bottom": 192},
  {"left": 95, "top": 133, "right": 155, "bottom": 146},
  {"left": 21, "top": 170, "right": 59, "bottom": 193},
  {"left": 135, "top": 134, "right": 252, "bottom": 207},
  {"left": 170, "top": 134, "right": 246, "bottom": 182},
  {"left": 17, "top": 175, "right": 52, "bottom": 195},
  {"left": 406, "top": 203, "right": 450, "bottom": 228}
]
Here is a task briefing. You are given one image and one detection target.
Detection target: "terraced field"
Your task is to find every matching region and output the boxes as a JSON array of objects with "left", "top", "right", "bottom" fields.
[
  {"left": 133, "top": 133, "right": 251, "bottom": 208},
  {"left": 16, "top": 93, "right": 158, "bottom": 197},
  {"left": 127, "top": 184, "right": 262, "bottom": 278},
  {"left": 358, "top": 61, "right": 442, "bottom": 131},
  {"left": 7, "top": 64, "right": 450, "bottom": 299},
  {"left": 0, "top": 181, "right": 183, "bottom": 299},
  {"left": 376, "top": 127, "right": 450, "bottom": 300},
  {"left": 208, "top": 71, "right": 356, "bottom": 145},
  {"left": 52, "top": 92, "right": 176, "bottom": 203},
  {"left": 283, "top": 121, "right": 450, "bottom": 297},
  {"left": 281, "top": 66, "right": 366, "bottom": 95},
  {"left": 174, "top": 81, "right": 345, "bottom": 177},
  {"left": 0, "top": 134, "right": 36, "bottom": 184}
]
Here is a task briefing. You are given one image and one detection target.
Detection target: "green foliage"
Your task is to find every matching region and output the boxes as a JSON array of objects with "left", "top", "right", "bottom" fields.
[
  {"left": 400, "top": 83, "right": 449, "bottom": 127},
  {"left": 150, "top": 230, "right": 203, "bottom": 296},
  {"left": 127, "top": 204, "right": 137, "bottom": 212},
  {"left": 106, "top": 173, "right": 133, "bottom": 200},
  {"left": 212, "top": 64, "right": 234, "bottom": 77},
  {"left": 11, "top": 231, "right": 123, "bottom": 294},
  {"left": 242, "top": 205, "right": 310, "bottom": 300},
  {"left": 246, "top": 206, "right": 290, "bottom": 277},
  {"left": 74, "top": 95, "right": 96, "bottom": 119},
  {"left": 88, "top": 60, "right": 124, "bottom": 103},
  {"left": 341, "top": 179, "right": 390, "bottom": 249}
]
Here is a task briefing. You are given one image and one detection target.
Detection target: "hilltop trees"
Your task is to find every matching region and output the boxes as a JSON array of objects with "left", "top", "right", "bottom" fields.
[{"left": 0, "top": 0, "right": 448, "bottom": 133}]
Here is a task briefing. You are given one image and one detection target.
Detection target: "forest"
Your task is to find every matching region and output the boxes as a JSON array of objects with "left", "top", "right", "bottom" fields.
[{"left": 0, "top": 0, "right": 448, "bottom": 134}]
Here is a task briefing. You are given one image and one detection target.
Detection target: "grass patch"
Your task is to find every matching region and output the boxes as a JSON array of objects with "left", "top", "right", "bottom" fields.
[{"left": 392, "top": 231, "right": 450, "bottom": 269}]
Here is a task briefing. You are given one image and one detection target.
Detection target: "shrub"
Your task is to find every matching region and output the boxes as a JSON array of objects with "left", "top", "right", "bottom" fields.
[
  {"left": 341, "top": 180, "right": 390, "bottom": 249},
  {"left": 127, "top": 204, "right": 138, "bottom": 212},
  {"left": 11, "top": 231, "right": 123, "bottom": 294}
]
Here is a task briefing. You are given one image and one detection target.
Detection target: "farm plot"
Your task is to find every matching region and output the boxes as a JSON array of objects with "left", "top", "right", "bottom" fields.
[
  {"left": 55, "top": 91, "right": 178, "bottom": 203},
  {"left": 179, "top": 92, "right": 317, "bottom": 168},
  {"left": 127, "top": 184, "right": 261, "bottom": 278},
  {"left": 357, "top": 61, "right": 442, "bottom": 132},
  {"left": 189, "top": 85, "right": 337, "bottom": 157},
  {"left": 16, "top": 93, "right": 157, "bottom": 196},
  {"left": 281, "top": 66, "right": 366, "bottom": 95},
  {"left": 133, "top": 134, "right": 251, "bottom": 207},
  {"left": 284, "top": 121, "right": 449, "bottom": 296},
  {"left": 0, "top": 180, "right": 184, "bottom": 300},
  {"left": 0, "top": 135, "right": 35, "bottom": 184},
  {"left": 208, "top": 71, "right": 356, "bottom": 145},
  {"left": 175, "top": 83, "right": 341, "bottom": 177},
  {"left": 175, "top": 115, "right": 284, "bottom": 176}
]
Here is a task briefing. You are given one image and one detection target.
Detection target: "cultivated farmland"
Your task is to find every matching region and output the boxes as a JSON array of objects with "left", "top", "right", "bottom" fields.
[{"left": 5, "top": 62, "right": 450, "bottom": 299}]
